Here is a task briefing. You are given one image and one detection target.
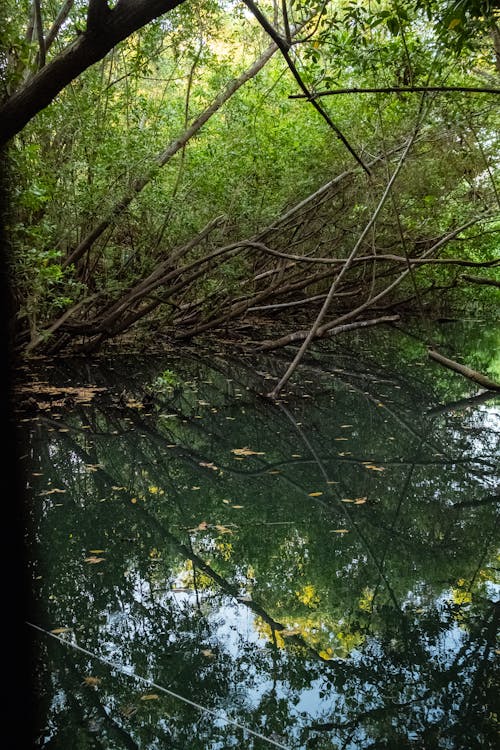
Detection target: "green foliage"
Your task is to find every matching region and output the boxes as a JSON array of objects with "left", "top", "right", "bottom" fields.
[{"left": 4, "top": 0, "right": 500, "bottom": 350}]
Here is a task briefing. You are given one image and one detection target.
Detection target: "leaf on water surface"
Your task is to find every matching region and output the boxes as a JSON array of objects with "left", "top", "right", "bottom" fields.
[
  {"left": 231, "top": 447, "right": 265, "bottom": 457},
  {"left": 327, "top": 481, "right": 338, "bottom": 484},
  {"left": 39, "top": 488, "right": 66, "bottom": 495},
  {"left": 111, "top": 486, "right": 126, "bottom": 491},
  {"left": 267, "top": 470, "right": 281, "bottom": 474},
  {"left": 130, "top": 497, "right": 137, "bottom": 503},
  {"left": 291, "top": 454, "right": 302, "bottom": 458},
  {"left": 89, "top": 549, "right": 105, "bottom": 554},
  {"left": 222, "top": 499, "right": 231, "bottom": 504},
  {"left": 140, "top": 694, "right": 159, "bottom": 701},
  {"left": 354, "top": 497, "right": 367, "bottom": 505},
  {"left": 231, "top": 504, "right": 244, "bottom": 509},
  {"left": 340, "top": 424, "right": 353, "bottom": 428},
  {"left": 84, "top": 556, "right": 105, "bottom": 563},
  {"left": 331, "top": 529, "right": 349, "bottom": 534},
  {"left": 308, "top": 492, "right": 323, "bottom": 497},
  {"left": 82, "top": 676, "right": 101, "bottom": 686},
  {"left": 335, "top": 437, "right": 349, "bottom": 441},
  {"left": 199, "top": 461, "right": 218, "bottom": 471},
  {"left": 214, "top": 524, "right": 234, "bottom": 534},
  {"left": 341, "top": 498, "right": 354, "bottom": 503},
  {"left": 191, "top": 486, "right": 201, "bottom": 490},
  {"left": 363, "top": 463, "right": 385, "bottom": 472},
  {"left": 280, "top": 627, "right": 301, "bottom": 637},
  {"left": 201, "top": 649, "right": 215, "bottom": 658},
  {"left": 190, "top": 521, "right": 209, "bottom": 532},
  {"left": 50, "top": 627, "right": 72, "bottom": 634},
  {"left": 126, "top": 399, "right": 144, "bottom": 409},
  {"left": 148, "top": 486, "right": 164, "bottom": 495}
]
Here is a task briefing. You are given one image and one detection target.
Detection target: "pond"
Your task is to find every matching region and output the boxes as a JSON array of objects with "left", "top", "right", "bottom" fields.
[{"left": 18, "top": 321, "right": 499, "bottom": 749}]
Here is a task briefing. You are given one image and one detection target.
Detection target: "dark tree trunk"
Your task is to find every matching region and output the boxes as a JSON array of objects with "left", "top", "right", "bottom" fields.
[{"left": 0, "top": 0, "right": 186, "bottom": 145}]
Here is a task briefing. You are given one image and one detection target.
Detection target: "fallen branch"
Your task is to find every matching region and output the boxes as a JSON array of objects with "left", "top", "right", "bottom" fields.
[
  {"left": 428, "top": 349, "right": 500, "bottom": 391},
  {"left": 460, "top": 273, "right": 500, "bottom": 287},
  {"left": 257, "top": 315, "right": 399, "bottom": 352}
]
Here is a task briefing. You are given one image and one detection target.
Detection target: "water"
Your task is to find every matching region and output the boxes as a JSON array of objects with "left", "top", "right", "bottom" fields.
[{"left": 18, "top": 323, "right": 499, "bottom": 749}]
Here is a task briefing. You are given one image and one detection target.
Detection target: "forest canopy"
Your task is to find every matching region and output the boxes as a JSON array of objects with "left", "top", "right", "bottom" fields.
[{"left": 1, "top": 0, "right": 499, "bottom": 390}]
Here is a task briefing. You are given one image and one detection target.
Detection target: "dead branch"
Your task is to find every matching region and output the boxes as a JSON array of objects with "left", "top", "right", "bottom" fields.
[
  {"left": 428, "top": 349, "right": 500, "bottom": 391},
  {"left": 257, "top": 315, "right": 400, "bottom": 352},
  {"left": 460, "top": 273, "right": 500, "bottom": 287}
]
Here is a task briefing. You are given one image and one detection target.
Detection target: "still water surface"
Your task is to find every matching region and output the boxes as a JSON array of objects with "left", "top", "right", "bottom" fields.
[{"left": 20, "top": 324, "right": 499, "bottom": 749}]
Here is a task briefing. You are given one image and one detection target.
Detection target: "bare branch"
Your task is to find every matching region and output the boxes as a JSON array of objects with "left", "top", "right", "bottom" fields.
[{"left": 289, "top": 85, "right": 500, "bottom": 99}]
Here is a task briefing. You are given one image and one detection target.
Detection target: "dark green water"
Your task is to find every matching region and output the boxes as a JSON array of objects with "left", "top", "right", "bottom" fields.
[{"left": 19, "top": 323, "right": 499, "bottom": 749}]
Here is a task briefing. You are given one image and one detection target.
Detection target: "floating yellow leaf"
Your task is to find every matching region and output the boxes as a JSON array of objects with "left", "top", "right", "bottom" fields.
[
  {"left": 89, "top": 549, "right": 105, "bottom": 554},
  {"left": 308, "top": 492, "right": 323, "bottom": 497},
  {"left": 201, "top": 649, "right": 215, "bottom": 658},
  {"left": 231, "top": 504, "right": 244, "bottom": 509},
  {"left": 354, "top": 497, "right": 367, "bottom": 505},
  {"left": 231, "top": 447, "right": 265, "bottom": 457},
  {"left": 39, "top": 488, "right": 66, "bottom": 495},
  {"left": 363, "top": 464, "right": 385, "bottom": 472},
  {"left": 190, "top": 521, "right": 209, "bottom": 532},
  {"left": 214, "top": 525, "right": 233, "bottom": 535},
  {"left": 84, "top": 556, "right": 105, "bottom": 563},
  {"left": 335, "top": 437, "right": 348, "bottom": 441},
  {"left": 199, "top": 461, "right": 218, "bottom": 471},
  {"left": 191, "top": 486, "right": 201, "bottom": 490},
  {"left": 341, "top": 498, "right": 354, "bottom": 503},
  {"left": 280, "top": 627, "right": 301, "bottom": 637},
  {"left": 111, "top": 486, "right": 126, "bottom": 491},
  {"left": 140, "top": 694, "right": 159, "bottom": 701},
  {"left": 50, "top": 627, "right": 72, "bottom": 634},
  {"left": 130, "top": 497, "right": 137, "bottom": 503},
  {"left": 332, "top": 529, "right": 349, "bottom": 534}
]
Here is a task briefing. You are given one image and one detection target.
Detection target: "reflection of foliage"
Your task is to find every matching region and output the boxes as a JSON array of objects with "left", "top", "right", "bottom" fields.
[{"left": 21, "top": 329, "right": 499, "bottom": 748}]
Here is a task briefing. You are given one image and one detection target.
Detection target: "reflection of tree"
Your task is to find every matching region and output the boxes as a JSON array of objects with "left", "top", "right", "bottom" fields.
[{"left": 21, "top": 341, "right": 499, "bottom": 748}]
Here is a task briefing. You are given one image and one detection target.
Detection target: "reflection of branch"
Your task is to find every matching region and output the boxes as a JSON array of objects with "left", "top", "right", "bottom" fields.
[
  {"left": 28, "top": 623, "right": 290, "bottom": 750},
  {"left": 278, "top": 402, "right": 403, "bottom": 613},
  {"left": 427, "top": 390, "right": 499, "bottom": 416}
]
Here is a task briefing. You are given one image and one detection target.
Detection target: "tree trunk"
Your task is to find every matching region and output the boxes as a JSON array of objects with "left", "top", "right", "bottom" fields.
[{"left": 0, "top": 0, "right": 186, "bottom": 145}]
